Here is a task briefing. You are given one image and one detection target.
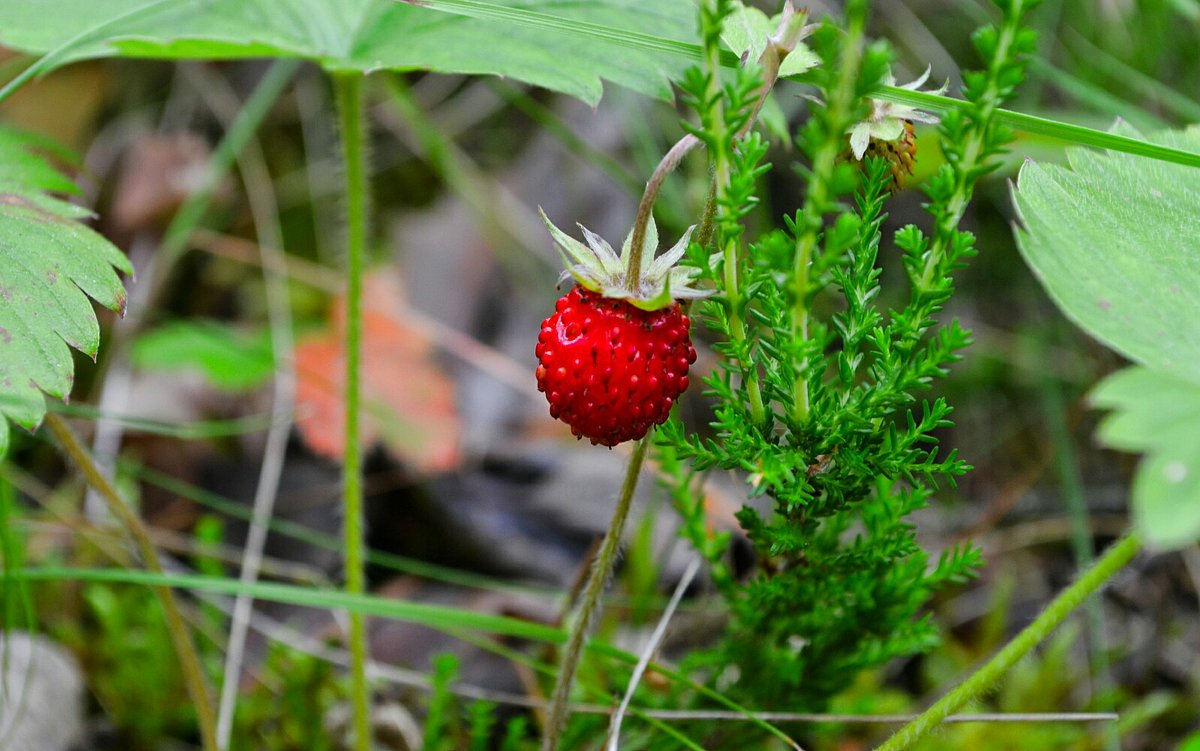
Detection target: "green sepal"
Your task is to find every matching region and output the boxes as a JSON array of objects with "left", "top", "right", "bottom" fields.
[
  {"left": 626, "top": 272, "right": 674, "bottom": 311},
  {"left": 540, "top": 208, "right": 713, "bottom": 310}
]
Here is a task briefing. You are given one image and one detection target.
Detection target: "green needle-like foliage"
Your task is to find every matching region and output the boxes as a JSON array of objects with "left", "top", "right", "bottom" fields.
[{"left": 658, "top": 0, "right": 1038, "bottom": 712}]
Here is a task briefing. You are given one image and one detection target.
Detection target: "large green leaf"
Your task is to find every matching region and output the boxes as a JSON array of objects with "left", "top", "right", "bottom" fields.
[
  {"left": 0, "top": 0, "right": 699, "bottom": 104},
  {"left": 1014, "top": 124, "right": 1200, "bottom": 379},
  {"left": 1013, "top": 124, "right": 1200, "bottom": 549},
  {"left": 0, "top": 125, "right": 132, "bottom": 457}
]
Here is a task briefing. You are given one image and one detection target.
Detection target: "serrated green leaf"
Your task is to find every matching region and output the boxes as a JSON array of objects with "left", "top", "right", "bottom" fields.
[
  {"left": 0, "top": 126, "right": 131, "bottom": 455},
  {"left": 1013, "top": 124, "right": 1200, "bottom": 382},
  {"left": 131, "top": 320, "right": 275, "bottom": 392},
  {"left": 777, "top": 46, "right": 819, "bottom": 79},
  {"left": 1016, "top": 127, "right": 1200, "bottom": 549},
  {"left": 720, "top": 2, "right": 817, "bottom": 81},
  {"left": 0, "top": 0, "right": 700, "bottom": 104}
]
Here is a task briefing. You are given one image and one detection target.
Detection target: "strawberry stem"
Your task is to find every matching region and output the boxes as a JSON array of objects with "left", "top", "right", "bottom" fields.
[
  {"left": 542, "top": 435, "right": 651, "bottom": 751},
  {"left": 627, "top": 134, "right": 701, "bottom": 291}
]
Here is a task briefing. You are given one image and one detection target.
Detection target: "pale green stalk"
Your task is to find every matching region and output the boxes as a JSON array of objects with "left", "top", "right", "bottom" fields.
[
  {"left": 871, "top": 86, "right": 1200, "bottom": 169},
  {"left": 333, "top": 71, "right": 372, "bottom": 751},
  {"left": 875, "top": 532, "right": 1141, "bottom": 751},
  {"left": 626, "top": 134, "right": 701, "bottom": 291},
  {"left": 627, "top": 4, "right": 804, "bottom": 321}
]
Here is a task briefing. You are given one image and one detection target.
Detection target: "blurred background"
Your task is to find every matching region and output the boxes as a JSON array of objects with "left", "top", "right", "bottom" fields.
[{"left": 1, "top": 0, "right": 1198, "bottom": 749}]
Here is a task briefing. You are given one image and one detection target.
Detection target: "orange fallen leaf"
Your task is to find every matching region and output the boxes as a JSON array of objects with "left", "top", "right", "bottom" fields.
[{"left": 294, "top": 270, "right": 460, "bottom": 473}]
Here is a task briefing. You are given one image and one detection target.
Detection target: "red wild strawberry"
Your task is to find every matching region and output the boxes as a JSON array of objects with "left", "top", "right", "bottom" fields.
[
  {"left": 536, "top": 287, "right": 696, "bottom": 446},
  {"left": 536, "top": 209, "right": 711, "bottom": 446}
]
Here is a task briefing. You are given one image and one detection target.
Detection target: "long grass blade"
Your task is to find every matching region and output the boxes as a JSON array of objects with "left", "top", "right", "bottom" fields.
[{"left": 10, "top": 566, "right": 566, "bottom": 643}]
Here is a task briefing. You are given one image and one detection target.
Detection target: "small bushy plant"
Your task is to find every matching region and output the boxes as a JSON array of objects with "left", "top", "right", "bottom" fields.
[{"left": 657, "top": 0, "right": 1036, "bottom": 712}]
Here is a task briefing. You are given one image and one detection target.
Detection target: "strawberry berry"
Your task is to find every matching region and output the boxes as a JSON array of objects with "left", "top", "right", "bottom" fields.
[
  {"left": 536, "top": 208, "right": 710, "bottom": 446},
  {"left": 536, "top": 287, "right": 696, "bottom": 447}
]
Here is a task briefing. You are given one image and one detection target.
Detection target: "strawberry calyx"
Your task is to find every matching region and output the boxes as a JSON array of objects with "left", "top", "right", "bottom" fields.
[{"left": 539, "top": 208, "right": 712, "bottom": 311}]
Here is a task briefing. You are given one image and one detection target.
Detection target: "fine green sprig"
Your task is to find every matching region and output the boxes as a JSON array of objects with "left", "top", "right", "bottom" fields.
[
  {"left": 787, "top": 0, "right": 879, "bottom": 425},
  {"left": 677, "top": 0, "right": 771, "bottom": 426},
  {"left": 658, "top": 0, "right": 1036, "bottom": 717}
]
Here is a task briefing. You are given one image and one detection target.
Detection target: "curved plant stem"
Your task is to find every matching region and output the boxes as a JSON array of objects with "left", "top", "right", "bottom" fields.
[
  {"left": 875, "top": 531, "right": 1142, "bottom": 751},
  {"left": 542, "top": 436, "right": 650, "bottom": 751},
  {"left": 45, "top": 413, "right": 218, "bottom": 751},
  {"left": 627, "top": 134, "right": 702, "bottom": 290},
  {"left": 334, "top": 70, "right": 372, "bottom": 751}
]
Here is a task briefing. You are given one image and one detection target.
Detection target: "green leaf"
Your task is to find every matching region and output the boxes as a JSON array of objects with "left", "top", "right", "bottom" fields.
[
  {"left": 1013, "top": 124, "right": 1200, "bottom": 381},
  {"left": 1014, "top": 125, "right": 1200, "bottom": 549},
  {"left": 721, "top": 3, "right": 772, "bottom": 62},
  {"left": 131, "top": 320, "right": 275, "bottom": 392},
  {"left": 9, "top": 565, "right": 566, "bottom": 643},
  {"left": 1089, "top": 367, "right": 1200, "bottom": 550},
  {"left": 0, "top": 125, "right": 132, "bottom": 458},
  {"left": 0, "top": 0, "right": 701, "bottom": 104},
  {"left": 1091, "top": 367, "right": 1200, "bottom": 453}
]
